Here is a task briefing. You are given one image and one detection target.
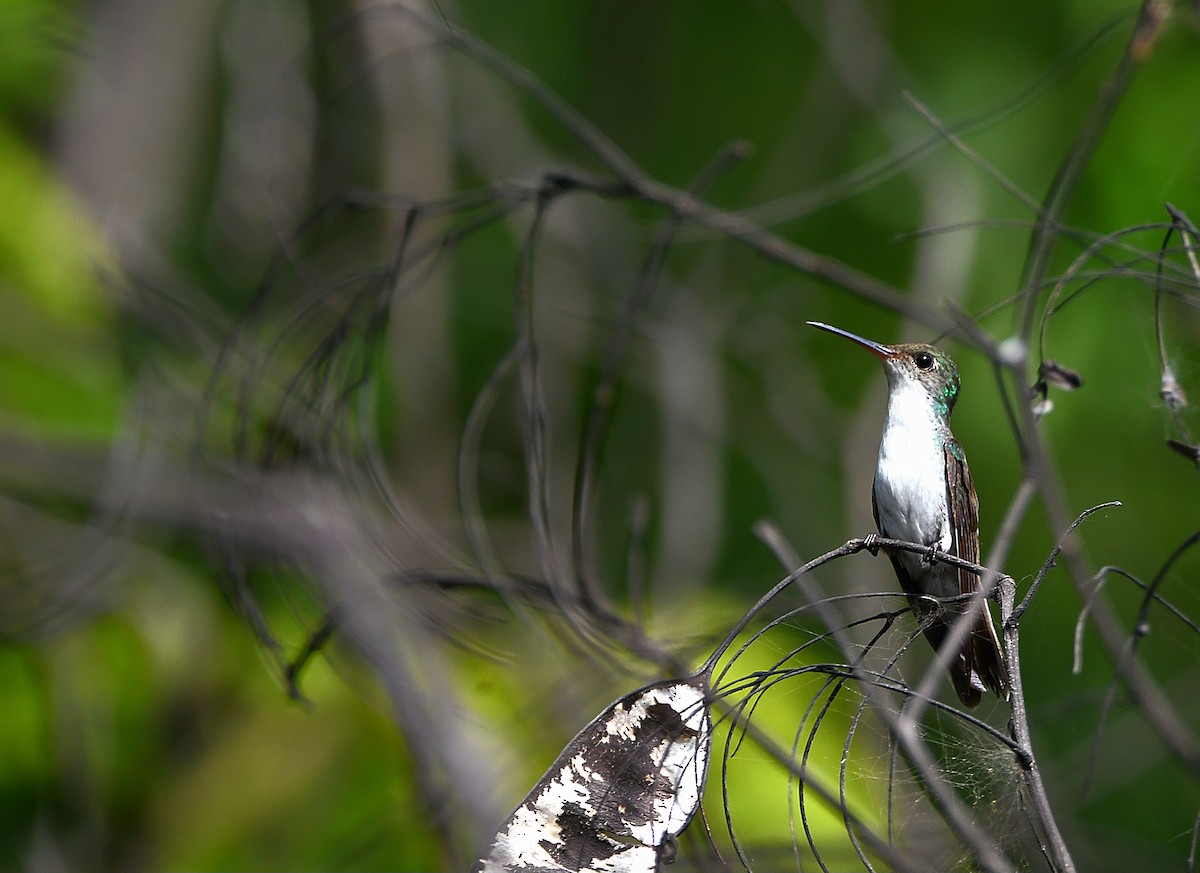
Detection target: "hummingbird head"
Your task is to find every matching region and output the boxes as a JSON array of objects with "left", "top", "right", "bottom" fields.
[{"left": 807, "top": 322, "right": 961, "bottom": 418}]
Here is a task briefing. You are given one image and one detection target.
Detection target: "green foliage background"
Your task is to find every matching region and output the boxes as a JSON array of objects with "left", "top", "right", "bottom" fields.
[{"left": 1, "top": 0, "right": 1199, "bottom": 870}]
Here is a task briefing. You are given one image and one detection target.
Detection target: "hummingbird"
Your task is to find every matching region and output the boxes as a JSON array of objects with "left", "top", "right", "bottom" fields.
[{"left": 807, "top": 321, "right": 1009, "bottom": 707}]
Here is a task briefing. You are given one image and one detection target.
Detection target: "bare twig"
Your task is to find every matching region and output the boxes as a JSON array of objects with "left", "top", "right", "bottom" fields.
[
  {"left": 571, "top": 140, "right": 752, "bottom": 609},
  {"left": 991, "top": 0, "right": 1200, "bottom": 784},
  {"left": 1017, "top": 0, "right": 1157, "bottom": 341},
  {"left": 998, "top": 503, "right": 1121, "bottom": 873}
]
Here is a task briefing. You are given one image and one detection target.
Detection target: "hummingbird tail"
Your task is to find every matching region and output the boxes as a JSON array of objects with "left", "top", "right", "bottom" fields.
[
  {"left": 922, "top": 610, "right": 1010, "bottom": 709},
  {"left": 968, "top": 609, "right": 1010, "bottom": 702}
]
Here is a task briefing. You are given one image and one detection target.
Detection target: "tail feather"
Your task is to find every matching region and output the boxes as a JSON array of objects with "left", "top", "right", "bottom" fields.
[
  {"left": 921, "top": 607, "right": 1009, "bottom": 708},
  {"left": 968, "top": 607, "right": 1010, "bottom": 701}
]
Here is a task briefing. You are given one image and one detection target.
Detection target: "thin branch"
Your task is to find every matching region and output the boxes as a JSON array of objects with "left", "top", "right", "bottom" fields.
[
  {"left": 902, "top": 91, "right": 1041, "bottom": 214},
  {"left": 1017, "top": 0, "right": 1159, "bottom": 342},
  {"left": 1011, "top": 501, "right": 1122, "bottom": 622},
  {"left": 570, "top": 140, "right": 752, "bottom": 609}
]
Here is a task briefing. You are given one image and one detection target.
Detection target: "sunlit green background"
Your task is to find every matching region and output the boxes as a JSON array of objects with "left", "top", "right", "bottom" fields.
[{"left": 2, "top": 0, "right": 1199, "bottom": 870}]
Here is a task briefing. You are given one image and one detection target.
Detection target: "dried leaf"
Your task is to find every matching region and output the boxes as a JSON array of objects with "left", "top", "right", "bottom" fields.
[
  {"left": 1167, "top": 439, "right": 1200, "bottom": 462},
  {"left": 474, "top": 677, "right": 711, "bottom": 873},
  {"left": 1038, "top": 360, "right": 1084, "bottom": 391}
]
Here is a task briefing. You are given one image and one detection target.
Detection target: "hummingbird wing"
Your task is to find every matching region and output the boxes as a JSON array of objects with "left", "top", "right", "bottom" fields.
[{"left": 944, "top": 439, "right": 1010, "bottom": 702}]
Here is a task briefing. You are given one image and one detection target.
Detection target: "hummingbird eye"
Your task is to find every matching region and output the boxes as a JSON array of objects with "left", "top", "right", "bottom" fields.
[{"left": 914, "top": 352, "right": 936, "bottom": 371}]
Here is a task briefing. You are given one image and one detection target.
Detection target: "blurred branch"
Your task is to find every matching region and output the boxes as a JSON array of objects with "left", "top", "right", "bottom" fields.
[
  {"left": 1017, "top": 0, "right": 1161, "bottom": 341},
  {"left": 379, "top": 4, "right": 963, "bottom": 337},
  {"left": 997, "top": 504, "right": 1121, "bottom": 873},
  {"left": 989, "top": 0, "right": 1200, "bottom": 783},
  {"left": 571, "top": 138, "right": 752, "bottom": 613}
]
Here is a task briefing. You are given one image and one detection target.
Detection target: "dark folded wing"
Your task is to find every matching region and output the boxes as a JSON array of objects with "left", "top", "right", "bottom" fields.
[
  {"left": 943, "top": 438, "right": 979, "bottom": 590},
  {"left": 944, "top": 438, "right": 1009, "bottom": 701}
]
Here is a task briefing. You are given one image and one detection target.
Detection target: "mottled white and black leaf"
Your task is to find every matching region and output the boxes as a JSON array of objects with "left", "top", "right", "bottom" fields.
[{"left": 473, "top": 677, "right": 711, "bottom": 873}]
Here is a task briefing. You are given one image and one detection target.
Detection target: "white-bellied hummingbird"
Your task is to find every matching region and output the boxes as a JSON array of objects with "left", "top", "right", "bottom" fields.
[{"left": 808, "top": 321, "right": 1009, "bottom": 707}]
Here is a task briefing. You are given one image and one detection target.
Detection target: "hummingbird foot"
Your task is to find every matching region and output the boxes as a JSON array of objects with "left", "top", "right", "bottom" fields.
[
  {"left": 920, "top": 542, "right": 939, "bottom": 566},
  {"left": 863, "top": 533, "right": 880, "bottom": 556}
]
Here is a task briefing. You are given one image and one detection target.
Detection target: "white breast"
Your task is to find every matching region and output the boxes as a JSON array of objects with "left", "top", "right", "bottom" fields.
[{"left": 872, "top": 379, "right": 952, "bottom": 555}]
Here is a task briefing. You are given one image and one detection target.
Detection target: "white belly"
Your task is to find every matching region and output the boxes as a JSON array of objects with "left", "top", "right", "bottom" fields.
[{"left": 872, "top": 385, "right": 954, "bottom": 590}]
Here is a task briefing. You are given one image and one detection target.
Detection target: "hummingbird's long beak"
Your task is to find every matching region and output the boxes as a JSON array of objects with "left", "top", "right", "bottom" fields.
[{"left": 806, "top": 321, "right": 892, "bottom": 359}]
